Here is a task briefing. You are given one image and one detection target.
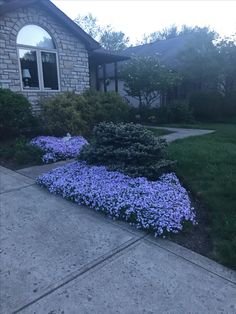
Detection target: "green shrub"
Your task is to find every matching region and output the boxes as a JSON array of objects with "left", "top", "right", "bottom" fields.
[
  {"left": 156, "top": 100, "right": 194, "bottom": 124},
  {"left": 40, "top": 92, "right": 87, "bottom": 136},
  {"left": 189, "top": 92, "right": 225, "bottom": 121},
  {"left": 40, "top": 90, "right": 130, "bottom": 136},
  {"left": 224, "top": 91, "right": 236, "bottom": 118},
  {"left": 168, "top": 100, "right": 194, "bottom": 123},
  {"left": 0, "top": 137, "right": 43, "bottom": 166},
  {"left": 78, "top": 122, "right": 174, "bottom": 180},
  {"left": 81, "top": 90, "right": 130, "bottom": 126},
  {"left": 0, "top": 89, "right": 35, "bottom": 139},
  {"left": 129, "top": 106, "right": 158, "bottom": 124}
]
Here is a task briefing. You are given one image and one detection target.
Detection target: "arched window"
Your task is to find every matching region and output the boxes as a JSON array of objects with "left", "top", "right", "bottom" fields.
[{"left": 17, "top": 25, "right": 59, "bottom": 91}]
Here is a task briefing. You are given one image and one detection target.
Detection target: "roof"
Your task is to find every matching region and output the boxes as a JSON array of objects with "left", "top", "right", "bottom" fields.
[
  {"left": 122, "top": 34, "right": 194, "bottom": 66},
  {"left": 89, "top": 48, "right": 130, "bottom": 65},
  {"left": 102, "top": 35, "right": 194, "bottom": 77},
  {"left": 0, "top": 0, "right": 100, "bottom": 50}
]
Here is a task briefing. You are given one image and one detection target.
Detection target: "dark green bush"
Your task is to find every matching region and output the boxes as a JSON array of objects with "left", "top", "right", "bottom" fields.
[
  {"left": 224, "top": 91, "right": 236, "bottom": 118},
  {"left": 40, "top": 90, "right": 130, "bottom": 136},
  {"left": 0, "top": 89, "right": 35, "bottom": 139},
  {"left": 0, "top": 137, "right": 43, "bottom": 166},
  {"left": 78, "top": 122, "right": 174, "bottom": 180},
  {"left": 129, "top": 106, "right": 158, "bottom": 124},
  {"left": 156, "top": 100, "right": 194, "bottom": 124},
  {"left": 189, "top": 92, "right": 225, "bottom": 121}
]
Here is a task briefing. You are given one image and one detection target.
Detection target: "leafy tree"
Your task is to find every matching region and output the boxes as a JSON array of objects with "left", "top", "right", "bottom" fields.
[
  {"left": 218, "top": 35, "right": 236, "bottom": 94},
  {"left": 74, "top": 13, "right": 101, "bottom": 39},
  {"left": 74, "top": 13, "right": 130, "bottom": 51},
  {"left": 100, "top": 26, "right": 129, "bottom": 51},
  {"left": 140, "top": 25, "right": 179, "bottom": 44},
  {"left": 120, "top": 56, "right": 181, "bottom": 107},
  {"left": 140, "top": 25, "right": 216, "bottom": 44},
  {"left": 176, "top": 27, "right": 221, "bottom": 94}
]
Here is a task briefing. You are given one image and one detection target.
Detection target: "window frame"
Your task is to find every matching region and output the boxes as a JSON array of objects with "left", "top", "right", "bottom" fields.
[{"left": 17, "top": 38, "right": 60, "bottom": 92}]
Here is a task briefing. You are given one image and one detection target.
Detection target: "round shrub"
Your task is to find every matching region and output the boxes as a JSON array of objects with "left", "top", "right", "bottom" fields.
[
  {"left": 78, "top": 122, "right": 175, "bottom": 180},
  {"left": 81, "top": 90, "right": 130, "bottom": 126},
  {"left": 0, "top": 89, "right": 35, "bottom": 139},
  {"left": 40, "top": 92, "right": 87, "bottom": 136},
  {"left": 40, "top": 90, "right": 130, "bottom": 136}
]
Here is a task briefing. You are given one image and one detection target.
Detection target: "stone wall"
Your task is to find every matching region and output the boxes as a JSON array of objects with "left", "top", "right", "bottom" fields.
[{"left": 0, "top": 4, "right": 90, "bottom": 111}]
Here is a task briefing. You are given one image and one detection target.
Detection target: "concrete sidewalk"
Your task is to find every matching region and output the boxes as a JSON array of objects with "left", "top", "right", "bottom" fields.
[
  {"left": 0, "top": 166, "right": 235, "bottom": 314},
  {"left": 148, "top": 126, "right": 215, "bottom": 142}
]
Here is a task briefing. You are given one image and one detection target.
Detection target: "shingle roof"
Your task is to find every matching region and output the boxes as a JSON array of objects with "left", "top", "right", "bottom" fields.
[
  {"left": 123, "top": 34, "right": 194, "bottom": 66},
  {"left": 102, "top": 35, "right": 193, "bottom": 77}
]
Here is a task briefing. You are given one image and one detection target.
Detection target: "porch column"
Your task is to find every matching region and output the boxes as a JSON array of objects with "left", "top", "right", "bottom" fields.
[
  {"left": 114, "top": 62, "right": 118, "bottom": 93},
  {"left": 103, "top": 64, "right": 107, "bottom": 92},
  {"left": 95, "top": 65, "right": 100, "bottom": 91}
]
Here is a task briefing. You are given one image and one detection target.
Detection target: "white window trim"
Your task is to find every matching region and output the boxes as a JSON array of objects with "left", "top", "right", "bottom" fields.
[{"left": 17, "top": 45, "right": 60, "bottom": 92}]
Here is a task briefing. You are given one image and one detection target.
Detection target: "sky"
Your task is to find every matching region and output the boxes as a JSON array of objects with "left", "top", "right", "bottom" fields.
[{"left": 52, "top": 0, "right": 236, "bottom": 44}]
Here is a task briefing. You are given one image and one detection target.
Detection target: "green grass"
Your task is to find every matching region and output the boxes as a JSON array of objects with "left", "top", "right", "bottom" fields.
[{"left": 164, "top": 123, "right": 236, "bottom": 269}]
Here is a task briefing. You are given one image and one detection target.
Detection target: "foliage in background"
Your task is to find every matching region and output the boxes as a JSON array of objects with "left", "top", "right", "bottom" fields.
[
  {"left": 176, "top": 28, "right": 221, "bottom": 94},
  {"left": 128, "top": 101, "right": 193, "bottom": 125},
  {"left": 139, "top": 25, "right": 214, "bottom": 44},
  {"left": 189, "top": 91, "right": 236, "bottom": 122},
  {"left": 157, "top": 100, "right": 194, "bottom": 124},
  {"left": 78, "top": 122, "right": 174, "bottom": 180},
  {"left": 74, "top": 13, "right": 129, "bottom": 51},
  {"left": 121, "top": 56, "right": 181, "bottom": 107},
  {"left": 0, "top": 89, "right": 37, "bottom": 139},
  {"left": 40, "top": 90, "right": 130, "bottom": 136}
]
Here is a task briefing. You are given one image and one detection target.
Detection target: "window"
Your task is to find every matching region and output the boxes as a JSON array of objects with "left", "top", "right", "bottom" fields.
[{"left": 17, "top": 25, "right": 59, "bottom": 91}]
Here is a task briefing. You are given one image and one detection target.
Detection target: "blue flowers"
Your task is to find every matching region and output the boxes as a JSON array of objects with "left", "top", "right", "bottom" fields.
[
  {"left": 30, "top": 136, "right": 88, "bottom": 163},
  {"left": 37, "top": 162, "right": 196, "bottom": 235}
]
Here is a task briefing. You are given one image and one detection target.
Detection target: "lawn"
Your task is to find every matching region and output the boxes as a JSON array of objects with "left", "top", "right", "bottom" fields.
[{"left": 162, "top": 123, "right": 236, "bottom": 269}]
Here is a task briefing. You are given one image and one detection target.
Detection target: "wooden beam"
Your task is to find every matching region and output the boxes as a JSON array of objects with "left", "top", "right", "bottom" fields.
[
  {"left": 95, "top": 65, "right": 99, "bottom": 91},
  {"left": 103, "top": 64, "right": 107, "bottom": 92}
]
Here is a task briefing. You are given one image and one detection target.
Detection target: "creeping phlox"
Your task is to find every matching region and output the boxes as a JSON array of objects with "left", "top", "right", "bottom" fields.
[
  {"left": 30, "top": 136, "right": 88, "bottom": 163},
  {"left": 37, "top": 162, "right": 196, "bottom": 235}
]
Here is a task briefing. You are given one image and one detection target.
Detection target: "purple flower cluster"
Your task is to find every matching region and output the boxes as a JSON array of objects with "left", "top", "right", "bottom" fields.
[
  {"left": 30, "top": 136, "right": 88, "bottom": 163},
  {"left": 37, "top": 162, "right": 196, "bottom": 235}
]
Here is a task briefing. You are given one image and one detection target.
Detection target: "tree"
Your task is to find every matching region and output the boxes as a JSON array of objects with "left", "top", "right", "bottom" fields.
[
  {"left": 74, "top": 13, "right": 101, "bottom": 39},
  {"left": 120, "top": 56, "right": 181, "bottom": 107},
  {"left": 139, "top": 25, "right": 216, "bottom": 45},
  {"left": 140, "top": 25, "right": 181, "bottom": 44},
  {"left": 176, "top": 27, "right": 221, "bottom": 94},
  {"left": 100, "top": 27, "right": 129, "bottom": 51},
  {"left": 218, "top": 35, "right": 236, "bottom": 94},
  {"left": 74, "top": 13, "right": 130, "bottom": 51}
]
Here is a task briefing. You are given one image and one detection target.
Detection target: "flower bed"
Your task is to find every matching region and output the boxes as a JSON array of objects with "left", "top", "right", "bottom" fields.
[
  {"left": 37, "top": 162, "right": 196, "bottom": 235},
  {"left": 30, "top": 136, "right": 88, "bottom": 163}
]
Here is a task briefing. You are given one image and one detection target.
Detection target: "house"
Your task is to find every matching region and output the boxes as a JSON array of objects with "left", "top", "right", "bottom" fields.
[
  {"left": 0, "top": 0, "right": 128, "bottom": 111},
  {"left": 98, "top": 35, "right": 195, "bottom": 106}
]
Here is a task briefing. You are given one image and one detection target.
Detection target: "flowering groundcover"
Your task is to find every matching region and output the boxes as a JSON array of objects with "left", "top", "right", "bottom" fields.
[
  {"left": 30, "top": 136, "right": 88, "bottom": 163},
  {"left": 37, "top": 161, "right": 196, "bottom": 235}
]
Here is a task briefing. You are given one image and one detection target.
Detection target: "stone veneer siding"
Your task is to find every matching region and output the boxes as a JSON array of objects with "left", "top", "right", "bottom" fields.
[{"left": 0, "top": 4, "right": 90, "bottom": 111}]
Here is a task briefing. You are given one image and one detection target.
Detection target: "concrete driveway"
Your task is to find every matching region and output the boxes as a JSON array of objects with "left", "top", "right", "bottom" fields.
[{"left": 0, "top": 165, "right": 236, "bottom": 314}]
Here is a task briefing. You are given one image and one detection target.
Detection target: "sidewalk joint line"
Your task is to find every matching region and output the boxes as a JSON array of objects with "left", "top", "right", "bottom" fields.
[{"left": 13, "top": 235, "right": 146, "bottom": 314}]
